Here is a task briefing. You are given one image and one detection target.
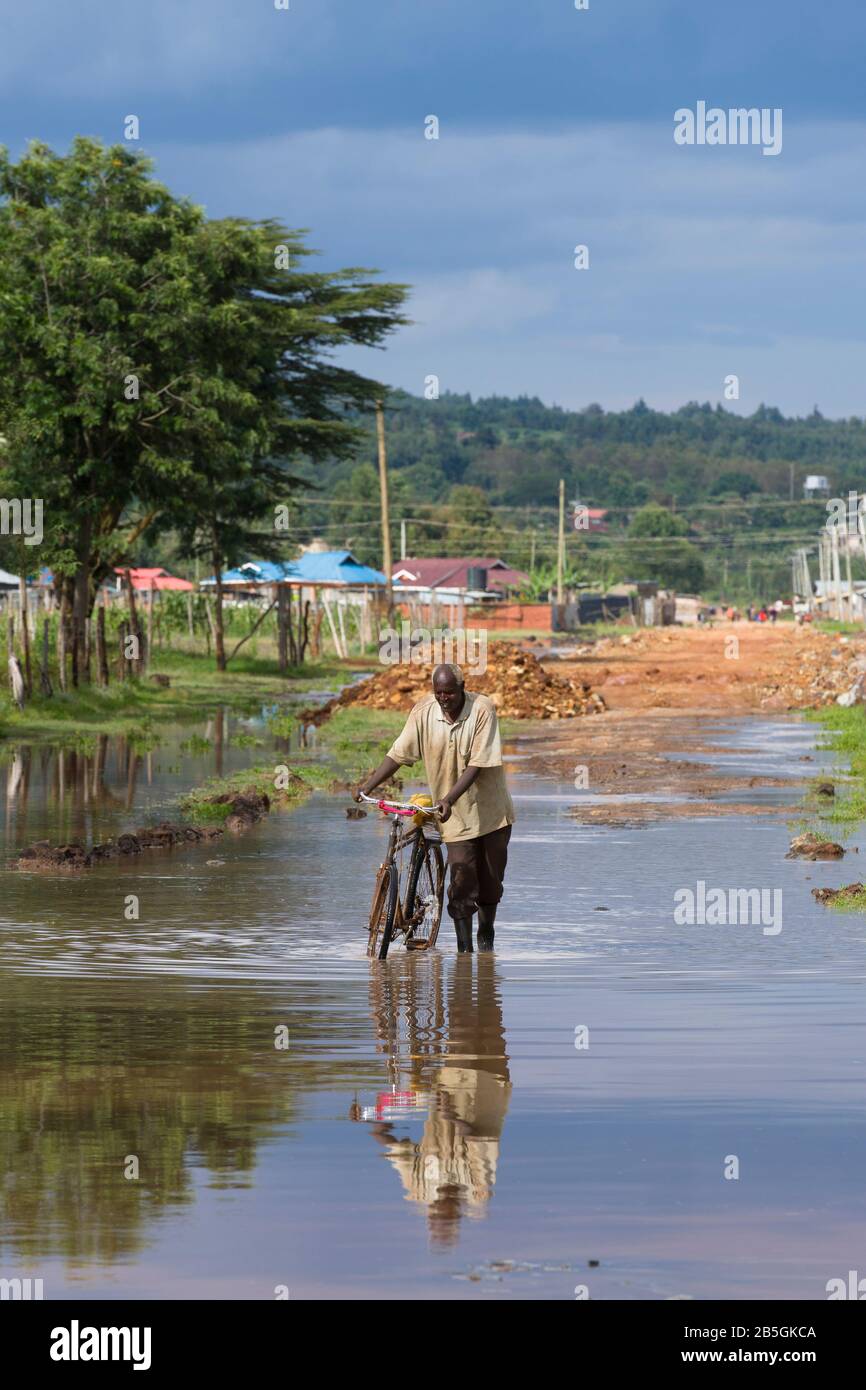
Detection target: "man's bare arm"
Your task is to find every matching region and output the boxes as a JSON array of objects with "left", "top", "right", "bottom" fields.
[
  {"left": 354, "top": 756, "right": 401, "bottom": 801},
  {"left": 436, "top": 765, "right": 481, "bottom": 822}
]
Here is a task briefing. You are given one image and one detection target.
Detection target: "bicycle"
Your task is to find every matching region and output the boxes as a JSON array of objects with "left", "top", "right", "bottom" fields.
[{"left": 359, "top": 793, "right": 446, "bottom": 960}]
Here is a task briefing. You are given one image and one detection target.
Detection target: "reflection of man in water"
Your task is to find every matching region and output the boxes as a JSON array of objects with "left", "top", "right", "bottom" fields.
[{"left": 364, "top": 956, "right": 511, "bottom": 1246}]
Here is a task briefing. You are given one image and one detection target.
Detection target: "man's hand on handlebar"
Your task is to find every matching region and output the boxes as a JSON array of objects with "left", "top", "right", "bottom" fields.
[
  {"left": 435, "top": 797, "right": 452, "bottom": 823},
  {"left": 355, "top": 755, "right": 400, "bottom": 804}
]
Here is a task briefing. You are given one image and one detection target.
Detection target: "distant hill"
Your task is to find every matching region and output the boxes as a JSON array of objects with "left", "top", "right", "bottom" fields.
[{"left": 308, "top": 391, "right": 866, "bottom": 513}]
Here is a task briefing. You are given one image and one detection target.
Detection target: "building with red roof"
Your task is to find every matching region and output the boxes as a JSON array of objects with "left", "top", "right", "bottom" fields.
[
  {"left": 113, "top": 567, "right": 194, "bottom": 593},
  {"left": 392, "top": 556, "right": 528, "bottom": 599}
]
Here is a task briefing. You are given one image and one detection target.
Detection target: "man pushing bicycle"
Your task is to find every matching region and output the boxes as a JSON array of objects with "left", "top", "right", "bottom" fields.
[{"left": 355, "top": 663, "right": 515, "bottom": 954}]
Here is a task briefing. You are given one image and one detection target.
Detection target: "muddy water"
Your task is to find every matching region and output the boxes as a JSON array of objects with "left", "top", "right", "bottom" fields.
[{"left": 1, "top": 716, "right": 865, "bottom": 1301}]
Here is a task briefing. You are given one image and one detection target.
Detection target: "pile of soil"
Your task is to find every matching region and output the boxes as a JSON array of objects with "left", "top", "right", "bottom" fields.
[
  {"left": 786, "top": 832, "right": 846, "bottom": 860},
  {"left": 307, "top": 643, "right": 607, "bottom": 722},
  {"left": 14, "top": 786, "right": 278, "bottom": 872},
  {"left": 812, "top": 883, "right": 864, "bottom": 905},
  {"left": 207, "top": 788, "right": 271, "bottom": 833},
  {"left": 758, "top": 633, "right": 866, "bottom": 708}
]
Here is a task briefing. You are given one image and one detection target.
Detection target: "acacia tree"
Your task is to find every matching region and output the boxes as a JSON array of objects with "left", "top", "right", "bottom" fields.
[{"left": 0, "top": 138, "right": 409, "bottom": 682}]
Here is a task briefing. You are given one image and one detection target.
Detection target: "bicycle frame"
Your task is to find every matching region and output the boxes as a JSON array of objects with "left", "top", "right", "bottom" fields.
[{"left": 361, "top": 793, "right": 444, "bottom": 957}]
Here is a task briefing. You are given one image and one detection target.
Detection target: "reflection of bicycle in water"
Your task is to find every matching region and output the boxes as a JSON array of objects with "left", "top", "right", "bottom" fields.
[
  {"left": 350, "top": 953, "right": 511, "bottom": 1246},
  {"left": 359, "top": 792, "right": 445, "bottom": 960}
]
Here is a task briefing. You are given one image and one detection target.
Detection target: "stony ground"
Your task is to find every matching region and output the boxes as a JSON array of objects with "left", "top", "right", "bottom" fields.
[
  {"left": 551, "top": 622, "right": 866, "bottom": 712},
  {"left": 527, "top": 622, "right": 866, "bottom": 825}
]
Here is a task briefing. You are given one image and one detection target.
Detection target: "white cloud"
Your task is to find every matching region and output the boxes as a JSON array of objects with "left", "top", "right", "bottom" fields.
[{"left": 140, "top": 119, "right": 866, "bottom": 414}]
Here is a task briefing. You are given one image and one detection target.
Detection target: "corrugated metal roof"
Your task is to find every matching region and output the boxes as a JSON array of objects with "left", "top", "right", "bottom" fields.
[
  {"left": 204, "top": 552, "right": 386, "bottom": 587},
  {"left": 392, "top": 556, "right": 528, "bottom": 591},
  {"left": 294, "top": 550, "right": 386, "bottom": 585}
]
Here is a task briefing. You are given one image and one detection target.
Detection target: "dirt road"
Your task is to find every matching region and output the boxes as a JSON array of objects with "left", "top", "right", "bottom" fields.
[
  {"left": 524, "top": 623, "right": 865, "bottom": 825},
  {"left": 553, "top": 622, "right": 861, "bottom": 714}
]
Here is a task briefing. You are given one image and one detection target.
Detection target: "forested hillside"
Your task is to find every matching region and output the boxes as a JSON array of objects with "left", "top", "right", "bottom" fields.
[
  {"left": 283, "top": 393, "right": 866, "bottom": 601},
  {"left": 23, "top": 392, "right": 857, "bottom": 603}
]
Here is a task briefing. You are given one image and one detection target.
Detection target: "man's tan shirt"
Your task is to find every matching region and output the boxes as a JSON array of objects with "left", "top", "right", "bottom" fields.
[{"left": 386, "top": 690, "right": 515, "bottom": 844}]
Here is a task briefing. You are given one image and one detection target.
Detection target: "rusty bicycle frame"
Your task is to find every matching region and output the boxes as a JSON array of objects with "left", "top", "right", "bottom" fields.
[{"left": 360, "top": 793, "right": 445, "bottom": 960}]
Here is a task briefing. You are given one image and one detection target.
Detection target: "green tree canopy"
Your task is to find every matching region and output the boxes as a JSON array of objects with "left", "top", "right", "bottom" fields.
[
  {"left": 0, "top": 137, "right": 409, "bottom": 679},
  {"left": 625, "top": 504, "right": 705, "bottom": 591}
]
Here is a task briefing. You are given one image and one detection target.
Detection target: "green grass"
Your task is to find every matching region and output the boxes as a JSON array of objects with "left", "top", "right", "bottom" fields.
[
  {"left": 0, "top": 648, "right": 349, "bottom": 743},
  {"left": 315, "top": 706, "right": 409, "bottom": 781},
  {"left": 805, "top": 705, "right": 866, "bottom": 824},
  {"left": 814, "top": 620, "right": 864, "bottom": 635},
  {"left": 826, "top": 888, "right": 866, "bottom": 912},
  {"left": 179, "top": 759, "right": 335, "bottom": 820}
]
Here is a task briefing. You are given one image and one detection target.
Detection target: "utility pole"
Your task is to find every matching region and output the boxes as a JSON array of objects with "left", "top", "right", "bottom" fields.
[
  {"left": 375, "top": 400, "right": 393, "bottom": 613},
  {"left": 818, "top": 531, "right": 826, "bottom": 593},
  {"left": 857, "top": 493, "right": 866, "bottom": 627},
  {"left": 789, "top": 463, "right": 794, "bottom": 502},
  {"left": 845, "top": 529, "right": 854, "bottom": 622},
  {"left": 831, "top": 524, "right": 843, "bottom": 621},
  {"left": 399, "top": 518, "right": 407, "bottom": 561},
  {"left": 556, "top": 479, "right": 565, "bottom": 605},
  {"left": 530, "top": 530, "right": 536, "bottom": 573},
  {"left": 802, "top": 547, "right": 813, "bottom": 612}
]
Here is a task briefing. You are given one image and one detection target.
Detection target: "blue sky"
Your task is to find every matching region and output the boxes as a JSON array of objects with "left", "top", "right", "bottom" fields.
[{"left": 2, "top": 0, "right": 864, "bottom": 416}]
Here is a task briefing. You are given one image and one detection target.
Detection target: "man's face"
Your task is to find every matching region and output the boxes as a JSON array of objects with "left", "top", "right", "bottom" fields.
[{"left": 433, "top": 677, "right": 465, "bottom": 719}]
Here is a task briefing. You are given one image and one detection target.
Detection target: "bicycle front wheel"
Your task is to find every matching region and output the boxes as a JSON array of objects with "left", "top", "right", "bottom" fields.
[
  {"left": 403, "top": 834, "right": 445, "bottom": 950},
  {"left": 367, "top": 862, "right": 399, "bottom": 960}
]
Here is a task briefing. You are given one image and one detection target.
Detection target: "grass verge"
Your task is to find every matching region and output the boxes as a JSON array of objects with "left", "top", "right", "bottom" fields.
[
  {"left": 805, "top": 705, "right": 866, "bottom": 824},
  {"left": 0, "top": 649, "right": 349, "bottom": 743}
]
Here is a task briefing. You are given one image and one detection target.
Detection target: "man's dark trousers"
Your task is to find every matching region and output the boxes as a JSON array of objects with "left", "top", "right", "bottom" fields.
[{"left": 446, "top": 825, "right": 512, "bottom": 918}]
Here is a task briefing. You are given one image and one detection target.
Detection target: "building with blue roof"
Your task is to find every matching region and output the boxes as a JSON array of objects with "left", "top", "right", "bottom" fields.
[
  {"left": 199, "top": 548, "right": 386, "bottom": 658},
  {"left": 202, "top": 550, "right": 386, "bottom": 589}
]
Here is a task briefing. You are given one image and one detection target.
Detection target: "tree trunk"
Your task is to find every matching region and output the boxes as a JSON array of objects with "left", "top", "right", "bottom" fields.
[
  {"left": 71, "top": 517, "right": 93, "bottom": 686},
  {"left": 298, "top": 598, "right": 310, "bottom": 665},
  {"left": 212, "top": 544, "right": 226, "bottom": 672},
  {"left": 146, "top": 588, "right": 154, "bottom": 663},
  {"left": 117, "top": 619, "right": 130, "bottom": 680},
  {"left": 57, "top": 589, "right": 69, "bottom": 693},
  {"left": 286, "top": 590, "right": 297, "bottom": 667},
  {"left": 39, "top": 617, "right": 53, "bottom": 697},
  {"left": 310, "top": 603, "right": 322, "bottom": 659},
  {"left": 121, "top": 569, "right": 145, "bottom": 675},
  {"left": 8, "top": 655, "right": 25, "bottom": 710},
  {"left": 96, "top": 601, "right": 109, "bottom": 688},
  {"left": 6, "top": 609, "right": 14, "bottom": 674},
  {"left": 203, "top": 595, "right": 215, "bottom": 656},
  {"left": 277, "top": 585, "right": 289, "bottom": 673},
  {"left": 83, "top": 615, "right": 92, "bottom": 684},
  {"left": 18, "top": 575, "right": 32, "bottom": 698}
]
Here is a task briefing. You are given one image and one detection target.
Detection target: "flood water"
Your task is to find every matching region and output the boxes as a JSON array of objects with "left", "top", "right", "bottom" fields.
[{"left": 1, "top": 715, "right": 865, "bottom": 1301}]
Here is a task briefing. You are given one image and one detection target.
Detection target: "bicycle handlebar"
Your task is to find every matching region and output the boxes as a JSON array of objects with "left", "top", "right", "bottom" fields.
[{"left": 358, "top": 792, "right": 440, "bottom": 818}]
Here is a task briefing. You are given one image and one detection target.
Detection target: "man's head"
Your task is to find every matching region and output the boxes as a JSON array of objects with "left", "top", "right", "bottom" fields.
[{"left": 432, "top": 663, "right": 465, "bottom": 719}]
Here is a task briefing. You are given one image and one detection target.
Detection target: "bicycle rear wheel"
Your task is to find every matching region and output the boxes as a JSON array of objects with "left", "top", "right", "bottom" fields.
[
  {"left": 367, "top": 862, "right": 399, "bottom": 960},
  {"left": 403, "top": 833, "right": 445, "bottom": 950}
]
